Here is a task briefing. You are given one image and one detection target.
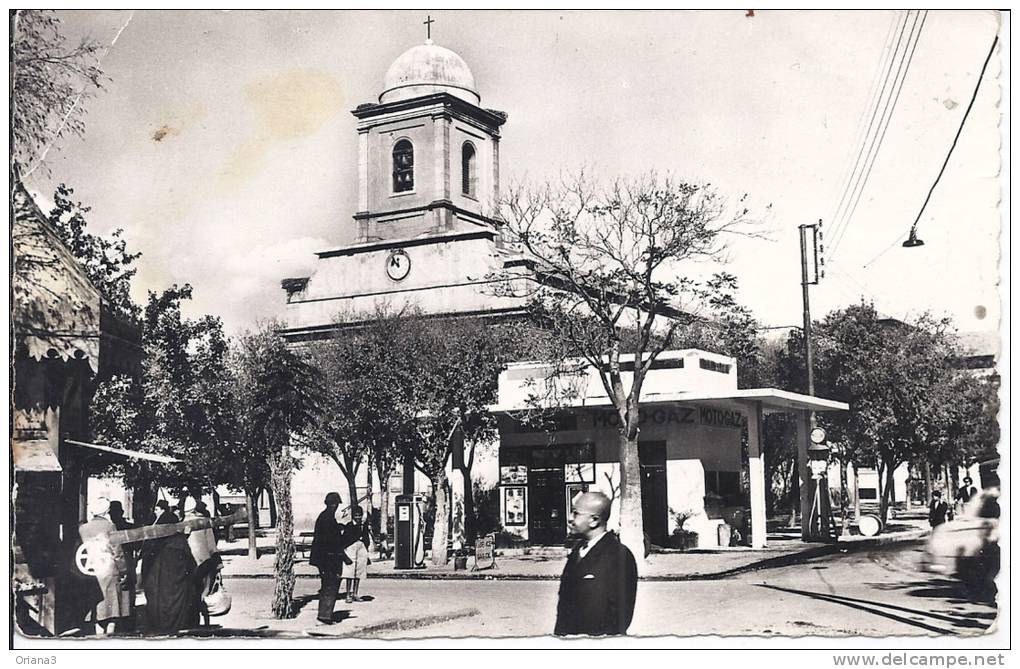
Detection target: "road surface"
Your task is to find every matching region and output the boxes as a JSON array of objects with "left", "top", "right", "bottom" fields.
[{"left": 204, "top": 540, "right": 999, "bottom": 638}]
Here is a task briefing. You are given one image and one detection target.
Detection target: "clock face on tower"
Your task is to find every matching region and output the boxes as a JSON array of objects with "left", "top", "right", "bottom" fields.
[{"left": 385, "top": 249, "right": 411, "bottom": 281}]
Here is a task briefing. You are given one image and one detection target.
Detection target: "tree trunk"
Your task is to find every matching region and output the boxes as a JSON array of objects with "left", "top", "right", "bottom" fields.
[
  {"left": 251, "top": 488, "right": 262, "bottom": 530},
  {"left": 132, "top": 479, "right": 158, "bottom": 525},
  {"left": 376, "top": 461, "right": 393, "bottom": 539},
  {"left": 789, "top": 467, "right": 800, "bottom": 527},
  {"left": 366, "top": 461, "right": 376, "bottom": 535},
  {"left": 879, "top": 461, "right": 896, "bottom": 524},
  {"left": 267, "top": 487, "right": 278, "bottom": 528},
  {"left": 245, "top": 492, "right": 258, "bottom": 559},
  {"left": 430, "top": 470, "right": 450, "bottom": 566},
  {"left": 345, "top": 472, "right": 359, "bottom": 519},
  {"left": 852, "top": 461, "right": 861, "bottom": 521},
  {"left": 456, "top": 463, "right": 477, "bottom": 545},
  {"left": 839, "top": 458, "right": 849, "bottom": 536},
  {"left": 924, "top": 461, "right": 933, "bottom": 500},
  {"left": 269, "top": 452, "right": 296, "bottom": 619},
  {"left": 618, "top": 434, "right": 645, "bottom": 564},
  {"left": 211, "top": 489, "right": 221, "bottom": 516}
]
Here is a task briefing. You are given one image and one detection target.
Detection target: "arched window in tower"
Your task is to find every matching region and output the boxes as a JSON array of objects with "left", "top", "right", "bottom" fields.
[
  {"left": 392, "top": 139, "right": 414, "bottom": 193},
  {"left": 461, "top": 142, "right": 476, "bottom": 197}
]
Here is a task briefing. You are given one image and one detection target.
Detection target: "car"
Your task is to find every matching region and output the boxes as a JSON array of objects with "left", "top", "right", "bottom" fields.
[{"left": 920, "top": 488, "right": 1000, "bottom": 599}]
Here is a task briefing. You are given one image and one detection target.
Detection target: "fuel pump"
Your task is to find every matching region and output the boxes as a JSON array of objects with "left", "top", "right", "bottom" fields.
[{"left": 394, "top": 494, "right": 425, "bottom": 569}]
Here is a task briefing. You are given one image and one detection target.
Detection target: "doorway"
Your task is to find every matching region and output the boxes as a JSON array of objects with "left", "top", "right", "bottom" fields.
[
  {"left": 639, "top": 441, "right": 668, "bottom": 547},
  {"left": 528, "top": 468, "right": 566, "bottom": 545}
]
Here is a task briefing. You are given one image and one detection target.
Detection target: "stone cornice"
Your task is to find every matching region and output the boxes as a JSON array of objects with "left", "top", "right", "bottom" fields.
[
  {"left": 352, "top": 93, "right": 507, "bottom": 131},
  {"left": 352, "top": 199, "right": 502, "bottom": 227},
  {"left": 315, "top": 228, "right": 498, "bottom": 259}
]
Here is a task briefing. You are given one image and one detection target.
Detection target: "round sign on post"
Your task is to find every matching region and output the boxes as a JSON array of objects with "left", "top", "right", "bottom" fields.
[{"left": 810, "top": 427, "right": 827, "bottom": 444}]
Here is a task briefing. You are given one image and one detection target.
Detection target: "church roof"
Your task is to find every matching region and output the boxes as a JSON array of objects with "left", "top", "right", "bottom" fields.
[{"left": 380, "top": 40, "right": 479, "bottom": 105}]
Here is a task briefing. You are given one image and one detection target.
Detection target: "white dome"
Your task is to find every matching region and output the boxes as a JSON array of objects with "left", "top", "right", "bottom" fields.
[{"left": 380, "top": 40, "right": 480, "bottom": 105}]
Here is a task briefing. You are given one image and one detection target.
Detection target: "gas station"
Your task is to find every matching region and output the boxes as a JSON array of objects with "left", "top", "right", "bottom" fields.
[{"left": 486, "top": 349, "right": 849, "bottom": 550}]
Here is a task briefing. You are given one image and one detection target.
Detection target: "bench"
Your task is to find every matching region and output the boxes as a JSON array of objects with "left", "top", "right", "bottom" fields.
[{"left": 296, "top": 532, "right": 314, "bottom": 559}]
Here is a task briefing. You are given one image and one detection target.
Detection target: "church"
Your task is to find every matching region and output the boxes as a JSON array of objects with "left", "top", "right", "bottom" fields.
[{"left": 276, "top": 35, "right": 848, "bottom": 549}]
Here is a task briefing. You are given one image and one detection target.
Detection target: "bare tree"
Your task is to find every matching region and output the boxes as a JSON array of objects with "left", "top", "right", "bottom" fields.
[
  {"left": 494, "top": 170, "right": 761, "bottom": 562},
  {"left": 11, "top": 10, "right": 106, "bottom": 173}
]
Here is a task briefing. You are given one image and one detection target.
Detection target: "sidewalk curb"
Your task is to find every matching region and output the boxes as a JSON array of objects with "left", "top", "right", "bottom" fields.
[{"left": 222, "top": 528, "right": 929, "bottom": 582}]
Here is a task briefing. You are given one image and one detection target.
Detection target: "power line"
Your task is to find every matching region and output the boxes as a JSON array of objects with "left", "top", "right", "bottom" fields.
[
  {"left": 903, "top": 33, "right": 1000, "bottom": 240},
  {"left": 826, "top": 10, "right": 906, "bottom": 232},
  {"left": 826, "top": 10, "right": 911, "bottom": 249},
  {"left": 862, "top": 231, "right": 909, "bottom": 268},
  {"left": 865, "top": 32, "right": 999, "bottom": 267},
  {"left": 830, "top": 10, "right": 927, "bottom": 259}
]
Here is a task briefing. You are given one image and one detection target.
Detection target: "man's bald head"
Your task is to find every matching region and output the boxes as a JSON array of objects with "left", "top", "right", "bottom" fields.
[
  {"left": 569, "top": 491, "right": 612, "bottom": 539},
  {"left": 576, "top": 492, "right": 612, "bottom": 521}
]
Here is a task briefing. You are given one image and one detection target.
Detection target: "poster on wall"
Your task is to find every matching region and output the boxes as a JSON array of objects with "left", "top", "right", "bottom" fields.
[
  {"left": 564, "top": 461, "right": 595, "bottom": 483},
  {"left": 500, "top": 465, "right": 528, "bottom": 485},
  {"left": 504, "top": 486, "right": 526, "bottom": 526}
]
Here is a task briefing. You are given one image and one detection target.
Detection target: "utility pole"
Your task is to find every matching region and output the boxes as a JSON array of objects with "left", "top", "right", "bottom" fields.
[
  {"left": 799, "top": 222, "right": 819, "bottom": 396},
  {"left": 799, "top": 220, "right": 835, "bottom": 540}
]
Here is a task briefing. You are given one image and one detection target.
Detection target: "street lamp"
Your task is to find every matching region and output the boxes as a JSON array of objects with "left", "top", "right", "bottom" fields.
[{"left": 902, "top": 225, "right": 925, "bottom": 248}]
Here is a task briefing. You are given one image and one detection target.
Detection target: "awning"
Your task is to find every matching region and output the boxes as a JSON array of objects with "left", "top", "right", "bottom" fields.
[
  {"left": 12, "top": 182, "right": 102, "bottom": 373},
  {"left": 12, "top": 439, "right": 62, "bottom": 472},
  {"left": 489, "top": 387, "right": 849, "bottom": 413},
  {"left": 65, "top": 439, "right": 181, "bottom": 464}
]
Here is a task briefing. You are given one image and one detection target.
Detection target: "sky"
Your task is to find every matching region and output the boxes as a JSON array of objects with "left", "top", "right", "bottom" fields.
[{"left": 22, "top": 9, "right": 1005, "bottom": 343}]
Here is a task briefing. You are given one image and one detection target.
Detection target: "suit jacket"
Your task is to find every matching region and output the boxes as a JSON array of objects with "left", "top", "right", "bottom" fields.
[
  {"left": 928, "top": 500, "right": 949, "bottom": 527},
  {"left": 555, "top": 531, "right": 638, "bottom": 636},
  {"left": 309, "top": 508, "right": 344, "bottom": 571}
]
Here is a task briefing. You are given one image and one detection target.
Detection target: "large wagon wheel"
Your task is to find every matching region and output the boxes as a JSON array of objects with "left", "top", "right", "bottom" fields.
[{"left": 74, "top": 543, "right": 96, "bottom": 576}]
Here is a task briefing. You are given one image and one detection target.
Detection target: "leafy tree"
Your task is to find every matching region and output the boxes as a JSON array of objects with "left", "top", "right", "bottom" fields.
[
  {"left": 47, "top": 184, "right": 141, "bottom": 324},
  {"left": 233, "top": 322, "right": 324, "bottom": 619},
  {"left": 925, "top": 369, "right": 999, "bottom": 486},
  {"left": 429, "top": 319, "right": 521, "bottom": 547},
  {"left": 813, "top": 304, "right": 958, "bottom": 523},
  {"left": 11, "top": 10, "right": 105, "bottom": 172},
  {"left": 90, "top": 286, "right": 239, "bottom": 519},
  {"left": 306, "top": 306, "right": 422, "bottom": 524},
  {"left": 495, "top": 171, "right": 760, "bottom": 561}
]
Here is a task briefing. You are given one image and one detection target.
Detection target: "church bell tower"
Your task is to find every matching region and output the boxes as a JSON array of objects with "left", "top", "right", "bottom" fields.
[
  {"left": 351, "top": 38, "right": 507, "bottom": 243},
  {"left": 281, "top": 32, "right": 524, "bottom": 341}
]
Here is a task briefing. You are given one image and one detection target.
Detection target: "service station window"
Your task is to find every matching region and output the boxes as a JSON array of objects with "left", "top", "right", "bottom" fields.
[{"left": 705, "top": 470, "right": 740, "bottom": 498}]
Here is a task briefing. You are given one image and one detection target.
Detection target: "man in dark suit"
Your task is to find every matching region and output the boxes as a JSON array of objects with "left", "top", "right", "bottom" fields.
[
  {"left": 309, "top": 492, "right": 351, "bottom": 625},
  {"left": 956, "top": 477, "right": 978, "bottom": 509},
  {"left": 555, "top": 492, "right": 638, "bottom": 636},
  {"left": 928, "top": 491, "right": 950, "bottom": 527}
]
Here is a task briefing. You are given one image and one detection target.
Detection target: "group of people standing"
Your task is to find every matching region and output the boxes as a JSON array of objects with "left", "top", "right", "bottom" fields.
[
  {"left": 309, "top": 492, "right": 373, "bottom": 625},
  {"left": 928, "top": 476, "right": 980, "bottom": 527},
  {"left": 78, "top": 496, "right": 222, "bottom": 635}
]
